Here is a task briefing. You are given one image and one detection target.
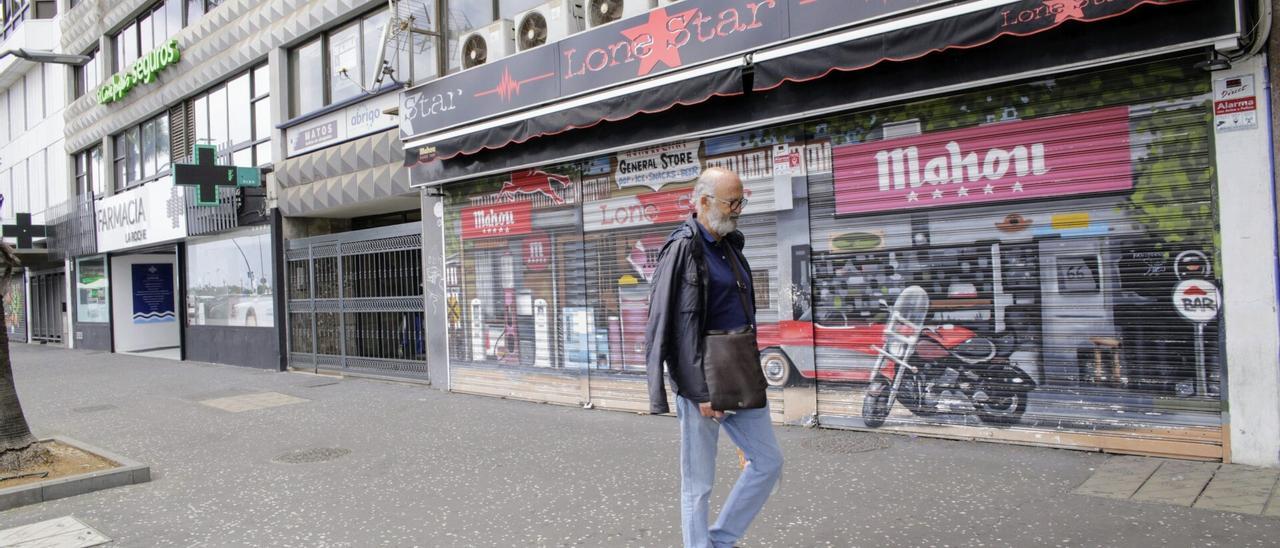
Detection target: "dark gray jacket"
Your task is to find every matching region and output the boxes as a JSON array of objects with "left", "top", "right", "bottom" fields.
[{"left": 644, "top": 215, "right": 753, "bottom": 414}]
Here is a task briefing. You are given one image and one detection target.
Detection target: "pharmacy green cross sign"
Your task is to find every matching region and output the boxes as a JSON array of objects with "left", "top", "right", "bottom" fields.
[{"left": 173, "top": 144, "right": 261, "bottom": 206}]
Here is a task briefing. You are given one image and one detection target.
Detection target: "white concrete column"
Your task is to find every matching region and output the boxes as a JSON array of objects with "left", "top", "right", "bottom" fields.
[{"left": 1217, "top": 53, "right": 1280, "bottom": 467}]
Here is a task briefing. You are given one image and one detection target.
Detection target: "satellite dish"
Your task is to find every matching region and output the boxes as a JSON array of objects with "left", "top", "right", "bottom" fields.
[
  {"left": 518, "top": 11, "right": 549, "bottom": 50},
  {"left": 588, "top": 0, "right": 625, "bottom": 27},
  {"left": 461, "top": 33, "right": 488, "bottom": 69}
]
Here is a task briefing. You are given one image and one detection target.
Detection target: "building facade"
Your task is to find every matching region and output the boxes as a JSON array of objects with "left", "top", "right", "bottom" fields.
[
  {"left": 0, "top": 0, "right": 72, "bottom": 347},
  {"left": 38, "top": 0, "right": 1280, "bottom": 466},
  {"left": 400, "top": 0, "right": 1280, "bottom": 466},
  {"left": 57, "top": 0, "right": 283, "bottom": 365}
]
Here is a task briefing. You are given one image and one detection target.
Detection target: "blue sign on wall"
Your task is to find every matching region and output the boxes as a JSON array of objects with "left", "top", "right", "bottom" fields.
[{"left": 132, "top": 263, "right": 175, "bottom": 324}]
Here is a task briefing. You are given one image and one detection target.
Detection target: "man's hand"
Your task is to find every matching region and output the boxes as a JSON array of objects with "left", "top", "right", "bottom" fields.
[{"left": 699, "top": 402, "right": 725, "bottom": 420}]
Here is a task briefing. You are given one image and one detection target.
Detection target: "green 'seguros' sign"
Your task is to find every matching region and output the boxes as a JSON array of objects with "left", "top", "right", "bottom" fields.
[{"left": 96, "top": 40, "right": 181, "bottom": 105}]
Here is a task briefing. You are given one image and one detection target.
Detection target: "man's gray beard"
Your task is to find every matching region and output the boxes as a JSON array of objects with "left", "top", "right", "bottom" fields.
[{"left": 706, "top": 209, "right": 739, "bottom": 236}]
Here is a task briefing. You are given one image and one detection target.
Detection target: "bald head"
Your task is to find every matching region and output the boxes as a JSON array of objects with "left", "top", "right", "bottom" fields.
[
  {"left": 694, "top": 167, "right": 743, "bottom": 214},
  {"left": 694, "top": 167, "right": 745, "bottom": 239}
]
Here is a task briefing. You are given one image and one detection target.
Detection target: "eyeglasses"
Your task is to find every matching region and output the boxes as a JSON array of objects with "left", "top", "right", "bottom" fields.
[{"left": 711, "top": 196, "right": 749, "bottom": 211}]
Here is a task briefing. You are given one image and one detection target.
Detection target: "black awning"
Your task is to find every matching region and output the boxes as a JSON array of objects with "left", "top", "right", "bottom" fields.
[
  {"left": 420, "top": 65, "right": 744, "bottom": 162},
  {"left": 405, "top": 0, "right": 1237, "bottom": 188},
  {"left": 752, "top": 0, "right": 1233, "bottom": 92}
]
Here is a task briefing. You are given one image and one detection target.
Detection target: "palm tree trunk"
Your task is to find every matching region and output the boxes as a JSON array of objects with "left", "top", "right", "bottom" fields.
[{"left": 0, "top": 242, "right": 49, "bottom": 472}]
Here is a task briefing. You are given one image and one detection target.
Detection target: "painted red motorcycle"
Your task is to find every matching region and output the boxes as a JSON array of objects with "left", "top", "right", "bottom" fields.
[{"left": 861, "top": 286, "right": 1040, "bottom": 427}]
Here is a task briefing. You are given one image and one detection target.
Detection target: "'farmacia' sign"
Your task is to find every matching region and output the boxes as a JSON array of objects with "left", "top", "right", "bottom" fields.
[{"left": 97, "top": 40, "right": 181, "bottom": 105}]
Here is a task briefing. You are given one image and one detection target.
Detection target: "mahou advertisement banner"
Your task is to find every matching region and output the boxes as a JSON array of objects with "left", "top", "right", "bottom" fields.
[
  {"left": 461, "top": 201, "right": 533, "bottom": 240},
  {"left": 832, "top": 107, "right": 1134, "bottom": 215}
]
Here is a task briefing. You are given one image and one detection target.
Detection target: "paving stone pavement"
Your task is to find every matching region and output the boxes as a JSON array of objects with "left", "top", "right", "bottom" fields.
[
  {"left": 3, "top": 344, "right": 1280, "bottom": 547},
  {"left": 1075, "top": 455, "right": 1280, "bottom": 517}
]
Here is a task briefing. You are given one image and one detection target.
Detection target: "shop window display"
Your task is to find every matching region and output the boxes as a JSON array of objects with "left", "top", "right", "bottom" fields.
[
  {"left": 76, "top": 256, "right": 109, "bottom": 323},
  {"left": 186, "top": 228, "right": 274, "bottom": 327}
]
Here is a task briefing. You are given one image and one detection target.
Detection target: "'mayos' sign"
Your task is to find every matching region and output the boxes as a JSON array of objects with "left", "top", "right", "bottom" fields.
[
  {"left": 400, "top": 0, "right": 930, "bottom": 139},
  {"left": 832, "top": 107, "right": 1134, "bottom": 215}
]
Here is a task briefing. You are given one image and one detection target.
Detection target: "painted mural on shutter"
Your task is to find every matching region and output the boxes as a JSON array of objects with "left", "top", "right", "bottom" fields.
[
  {"left": 4, "top": 271, "right": 26, "bottom": 343},
  {"left": 802, "top": 57, "right": 1222, "bottom": 459},
  {"left": 436, "top": 56, "right": 1224, "bottom": 459},
  {"left": 441, "top": 139, "right": 790, "bottom": 413}
]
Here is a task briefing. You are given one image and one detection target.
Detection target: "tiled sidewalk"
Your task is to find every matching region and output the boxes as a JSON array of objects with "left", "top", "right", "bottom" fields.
[{"left": 1075, "top": 455, "right": 1280, "bottom": 516}]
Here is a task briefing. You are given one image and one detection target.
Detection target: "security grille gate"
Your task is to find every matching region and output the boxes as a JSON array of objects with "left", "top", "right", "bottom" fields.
[
  {"left": 286, "top": 222, "right": 427, "bottom": 379},
  {"left": 28, "top": 270, "right": 65, "bottom": 344}
]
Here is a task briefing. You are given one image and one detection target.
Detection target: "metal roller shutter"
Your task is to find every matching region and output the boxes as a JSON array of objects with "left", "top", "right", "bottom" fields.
[
  {"left": 803, "top": 57, "right": 1223, "bottom": 459},
  {"left": 4, "top": 270, "right": 25, "bottom": 344},
  {"left": 444, "top": 163, "right": 589, "bottom": 406}
]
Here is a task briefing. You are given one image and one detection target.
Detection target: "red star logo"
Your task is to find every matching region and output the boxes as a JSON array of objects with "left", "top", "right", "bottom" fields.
[
  {"left": 1044, "top": 0, "right": 1085, "bottom": 23},
  {"left": 621, "top": 7, "right": 698, "bottom": 77}
]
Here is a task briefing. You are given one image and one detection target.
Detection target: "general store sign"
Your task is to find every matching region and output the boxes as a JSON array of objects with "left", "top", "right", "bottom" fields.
[
  {"left": 95, "top": 179, "right": 188, "bottom": 252},
  {"left": 832, "top": 107, "right": 1133, "bottom": 215},
  {"left": 286, "top": 92, "right": 400, "bottom": 157},
  {"left": 400, "top": 0, "right": 932, "bottom": 139},
  {"left": 98, "top": 40, "right": 181, "bottom": 105},
  {"left": 461, "top": 201, "right": 533, "bottom": 240},
  {"left": 615, "top": 141, "right": 702, "bottom": 191}
]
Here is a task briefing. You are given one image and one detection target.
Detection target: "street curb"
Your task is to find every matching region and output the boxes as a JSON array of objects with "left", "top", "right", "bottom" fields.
[{"left": 0, "top": 436, "right": 150, "bottom": 512}]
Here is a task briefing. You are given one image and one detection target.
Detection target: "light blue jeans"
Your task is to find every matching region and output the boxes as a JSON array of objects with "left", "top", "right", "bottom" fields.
[{"left": 676, "top": 394, "right": 783, "bottom": 548}]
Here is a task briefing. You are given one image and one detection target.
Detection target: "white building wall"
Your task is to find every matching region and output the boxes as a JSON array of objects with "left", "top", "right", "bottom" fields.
[
  {"left": 1216, "top": 53, "right": 1280, "bottom": 467},
  {"left": 0, "top": 19, "right": 70, "bottom": 229}
]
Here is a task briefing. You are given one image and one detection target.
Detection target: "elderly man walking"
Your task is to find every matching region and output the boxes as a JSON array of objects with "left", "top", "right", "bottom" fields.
[{"left": 644, "top": 167, "right": 784, "bottom": 548}]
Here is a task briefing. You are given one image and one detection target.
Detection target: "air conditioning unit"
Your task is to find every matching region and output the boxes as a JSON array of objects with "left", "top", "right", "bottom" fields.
[
  {"left": 584, "top": 0, "right": 657, "bottom": 29},
  {"left": 459, "top": 19, "right": 515, "bottom": 70},
  {"left": 515, "top": 0, "right": 584, "bottom": 52}
]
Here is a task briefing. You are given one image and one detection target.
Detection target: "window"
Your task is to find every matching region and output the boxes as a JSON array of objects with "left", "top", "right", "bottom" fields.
[
  {"left": 186, "top": 227, "right": 274, "bottom": 327},
  {"left": 328, "top": 21, "right": 362, "bottom": 104},
  {"left": 29, "top": 148, "right": 46, "bottom": 214},
  {"left": 289, "top": 39, "right": 323, "bottom": 116},
  {"left": 498, "top": 0, "right": 543, "bottom": 19},
  {"left": 112, "top": 112, "right": 169, "bottom": 190},
  {"left": 0, "top": 91, "right": 7, "bottom": 147},
  {"left": 42, "top": 63, "right": 61, "bottom": 114},
  {"left": 186, "top": 64, "right": 271, "bottom": 166},
  {"left": 289, "top": 4, "right": 440, "bottom": 117},
  {"left": 74, "top": 48, "right": 101, "bottom": 99},
  {"left": 24, "top": 69, "right": 42, "bottom": 124},
  {"left": 76, "top": 256, "right": 110, "bottom": 323},
  {"left": 9, "top": 79, "right": 24, "bottom": 135},
  {"left": 74, "top": 146, "right": 105, "bottom": 197},
  {"left": 32, "top": 0, "right": 54, "bottom": 18},
  {"left": 447, "top": 2, "right": 492, "bottom": 73},
  {"left": 111, "top": 0, "right": 198, "bottom": 73}
]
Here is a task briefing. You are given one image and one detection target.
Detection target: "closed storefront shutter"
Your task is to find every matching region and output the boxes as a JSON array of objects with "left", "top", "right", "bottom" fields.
[
  {"left": 802, "top": 56, "right": 1223, "bottom": 459},
  {"left": 4, "top": 271, "right": 26, "bottom": 343},
  {"left": 443, "top": 163, "right": 589, "bottom": 405},
  {"left": 442, "top": 142, "right": 790, "bottom": 412}
]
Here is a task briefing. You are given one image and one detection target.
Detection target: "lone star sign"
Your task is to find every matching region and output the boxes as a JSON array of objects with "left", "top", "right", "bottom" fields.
[{"left": 173, "top": 144, "right": 262, "bottom": 206}]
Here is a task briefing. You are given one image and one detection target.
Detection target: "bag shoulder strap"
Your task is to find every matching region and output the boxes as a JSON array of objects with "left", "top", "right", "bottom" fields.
[{"left": 723, "top": 246, "right": 754, "bottom": 327}]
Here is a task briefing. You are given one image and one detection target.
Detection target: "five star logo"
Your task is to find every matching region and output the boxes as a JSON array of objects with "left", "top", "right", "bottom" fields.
[
  {"left": 957, "top": 186, "right": 969, "bottom": 197},
  {"left": 983, "top": 184, "right": 995, "bottom": 195},
  {"left": 1043, "top": 0, "right": 1086, "bottom": 23},
  {"left": 1011, "top": 182, "right": 1024, "bottom": 193},
  {"left": 906, "top": 191, "right": 919, "bottom": 202},
  {"left": 931, "top": 189, "right": 944, "bottom": 200},
  {"left": 621, "top": 7, "right": 698, "bottom": 77}
]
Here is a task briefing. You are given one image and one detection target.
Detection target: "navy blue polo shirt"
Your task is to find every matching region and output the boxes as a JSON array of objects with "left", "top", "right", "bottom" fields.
[{"left": 697, "top": 221, "right": 753, "bottom": 331}]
